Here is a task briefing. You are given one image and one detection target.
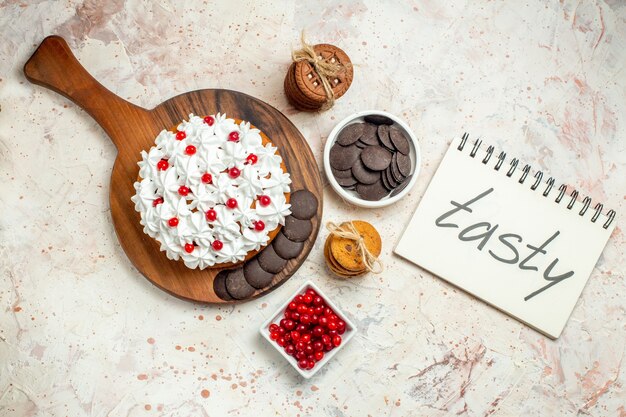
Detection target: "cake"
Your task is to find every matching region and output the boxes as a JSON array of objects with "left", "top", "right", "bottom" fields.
[{"left": 131, "top": 113, "right": 292, "bottom": 270}]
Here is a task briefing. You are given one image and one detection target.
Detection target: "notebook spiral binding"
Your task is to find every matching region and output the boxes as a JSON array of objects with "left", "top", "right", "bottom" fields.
[{"left": 457, "top": 132, "right": 616, "bottom": 229}]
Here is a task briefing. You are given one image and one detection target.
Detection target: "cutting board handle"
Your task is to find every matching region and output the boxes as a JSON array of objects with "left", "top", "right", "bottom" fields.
[{"left": 24, "top": 35, "right": 150, "bottom": 149}]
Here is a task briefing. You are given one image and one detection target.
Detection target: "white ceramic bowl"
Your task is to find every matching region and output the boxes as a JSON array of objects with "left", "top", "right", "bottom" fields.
[
  {"left": 323, "top": 110, "right": 421, "bottom": 208},
  {"left": 259, "top": 281, "right": 357, "bottom": 379}
]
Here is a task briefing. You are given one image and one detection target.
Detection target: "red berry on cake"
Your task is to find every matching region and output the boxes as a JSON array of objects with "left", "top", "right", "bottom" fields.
[
  {"left": 228, "top": 131, "right": 239, "bottom": 142},
  {"left": 184, "top": 243, "right": 195, "bottom": 253},
  {"left": 254, "top": 220, "right": 265, "bottom": 231},
  {"left": 176, "top": 131, "right": 186, "bottom": 140},
  {"left": 152, "top": 197, "right": 164, "bottom": 207},
  {"left": 156, "top": 159, "right": 169, "bottom": 171},
  {"left": 246, "top": 154, "right": 258, "bottom": 165},
  {"left": 226, "top": 198, "right": 238, "bottom": 209},
  {"left": 212, "top": 240, "right": 223, "bottom": 250},
  {"left": 205, "top": 209, "right": 217, "bottom": 222},
  {"left": 228, "top": 167, "right": 241, "bottom": 179},
  {"left": 185, "top": 145, "right": 196, "bottom": 155},
  {"left": 259, "top": 195, "right": 271, "bottom": 207},
  {"left": 203, "top": 116, "right": 214, "bottom": 126},
  {"left": 201, "top": 173, "right": 213, "bottom": 184},
  {"left": 178, "top": 186, "right": 190, "bottom": 196},
  {"left": 168, "top": 217, "right": 179, "bottom": 227}
]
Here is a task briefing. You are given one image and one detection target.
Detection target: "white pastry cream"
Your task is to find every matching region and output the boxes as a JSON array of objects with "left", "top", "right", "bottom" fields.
[{"left": 131, "top": 113, "right": 291, "bottom": 269}]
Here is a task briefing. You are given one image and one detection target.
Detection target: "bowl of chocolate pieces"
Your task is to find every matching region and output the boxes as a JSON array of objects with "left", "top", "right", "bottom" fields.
[{"left": 323, "top": 110, "right": 420, "bottom": 208}]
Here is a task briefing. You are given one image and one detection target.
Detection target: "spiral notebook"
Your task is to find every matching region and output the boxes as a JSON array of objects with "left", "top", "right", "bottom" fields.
[{"left": 395, "top": 134, "right": 616, "bottom": 338}]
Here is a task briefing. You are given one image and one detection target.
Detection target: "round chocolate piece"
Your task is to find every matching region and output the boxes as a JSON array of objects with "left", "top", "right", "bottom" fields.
[
  {"left": 397, "top": 153, "right": 412, "bottom": 177},
  {"left": 337, "top": 175, "right": 358, "bottom": 187},
  {"left": 331, "top": 167, "right": 353, "bottom": 179},
  {"left": 283, "top": 216, "right": 312, "bottom": 242},
  {"left": 364, "top": 114, "right": 394, "bottom": 125},
  {"left": 356, "top": 180, "right": 390, "bottom": 201},
  {"left": 243, "top": 258, "right": 274, "bottom": 289},
  {"left": 273, "top": 231, "right": 304, "bottom": 259},
  {"left": 389, "top": 126, "right": 410, "bottom": 155},
  {"left": 355, "top": 140, "right": 367, "bottom": 149},
  {"left": 384, "top": 167, "right": 399, "bottom": 189},
  {"left": 390, "top": 153, "right": 406, "bottom": 182},
  {"left": 225, "top": 268, "right": 256, "bottom": 300},
  {"left": 376, "top": 125, "right": 394, "bottom": 150},
  {"left": 336, "top": 123, "right": 364, "bottom": 146},
  {"left": 380, "top": 169, "right": 393, "bottom": 191},
  {"left": 213, "top": 271, "right": 233, "bottom": 301},
  {"left": 361, "top": 146, "right": 392, "bottom": 171},
  {"left": 290, "top": 190, "right": 318, "bottom": 220},
  {"left": 390, "top": 174, "right": 413, "bottom": 197},
  {"left": 352, "top": 158, "right": 380, "bottom": 185},
  {"left": 258, "top": 245, "right": 288, "bottom": 274},
  {"left": 359, "top": 123, "right": 379, "bottom": 146},
  {"left": 329, "top": 143, "right": 361, "bottom": 171}
]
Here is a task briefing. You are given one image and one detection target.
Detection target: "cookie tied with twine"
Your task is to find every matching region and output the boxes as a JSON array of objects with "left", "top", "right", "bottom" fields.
[
  {"left": 324, "top": 221, "right": 383, "bottom": 277},
  {"left": 284, "top": 33, "right": 353, "bottom": 112}
]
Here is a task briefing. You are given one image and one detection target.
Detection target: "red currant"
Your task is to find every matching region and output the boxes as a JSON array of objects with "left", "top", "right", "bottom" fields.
[
  {"left": 212, "top": 240, "right": 223, "bottom": 250},
  {"left": 276, "top": 327, "right": 286, "bottom": 336},
  {"left": 303, "top": 294, "right": 313, "bottom": 304},
  {"left": 176, "top": 131, "right": 186, "bottom": 140},
  {"left": 306, "top": 289, "right": 317, "bottom": 297},
  {"left": 314, "top": 351, "right": 324, "bottom": 361},
  {"left": 300, "top": 333, "right": 311, "bottom": 344},
  {"left": 310, "top": 314, "right": 319, "bottom": 325},
  {"left": 321, "top": 335, "right": 331, "bottom": 345},
  {"left": 307, "top": 360, "right": 316, "bottom": 370},
  {"left": 297, "top": 305, "right": 308, "bottom": 315},
  {"left": 296, "top": 324, "right": 307, "bottom": 333},
  {"left": 313, "top": 341, "right": 324, "bottom": 352},
  {"left": 185, "top": 145, "right": 196, "bottom": 155},
  {"left": 277, "top": 337, "right": 286, "bottom": 347},
  {"left": 297, "top": 359, "right": 308, "bottom": 369},
  {"left": 291, "top": 312, "right": 300, "bottom": 321},
  {"left": 327, "top": 321, "right": 338, "bottom": 331},
  {"left": 313, "top": 306, "right": 324, "bottom": 315},
  {"left": 288, "top": 302, "right": 298, "bottom": 311},
  {"left": 318, "top": 316, "right": 328, "bottom": 327},
  {"left": 246, "top": 153, "right": 258, "bottom": 165},
  {"left": 324, "top": 344, "right": 333, "bottom": 352},
  {"left": 285, "top": 344, "right": 295, "bottom": 355},
  {"left": 184, "top": 243, "right": 195, "bottom": 253},
  {"left": 254, "top": 220, "right": 265, "bottom": 232},
  {"left": 304, "top": 345, "right": 314, "bottom": 355},
  {"left": 226, "top": 198, "right": 238, "bottom": 209},
  {"left": 295, "top": 341, "right": 306, "bottom": 351},
  {"left": 258, "top": 195, "right": 271, "bottom": 207},
  {"left": 313, "top": 296, "right": 324, "bottom": 306},
  {"left": 290, "top": 331, "right": 301, "bottom": 341},
  {"left": 178, "top": 186, "right": 190, "bottom": 196},
  {"left": 269, "top": 324, "right": 279, "bottom": 333},
  {"left": 156, "top": 159, "right": 169, "bottom": 170},
  {"left": 205, "top": 209, "right": 217, "bottom": 222},
  {"left": 312, "top": 326, "right": 324, "bottom": 337},
  {"left": 295, "top": 351, "right": 307, "bottom": 361},
  {"left": 203, "top": 116, "right": 214, "bottom": 126},
  {"left": 168, "top": 217, "right": 179, "bottom": 227},
  {"left": 228, "top": 131, "right": 239, "bottom": 142},
  {"left": 152, "top": 197, "right": 164, "bottom": 207},
  {"left": 269, "top": 331, "right": 279, "bottom": 341},
  {"left": 228, "top": 167, "right": 240, "bottom": 179},
  {"left": 295, "top": 295, "right": 304, "bottom": 303},
  {"left": 201, "top": 173, "right": 213, "bottom": 184},
  {"left": 332, "top": 335, "right": 342, "bottom": 347}
]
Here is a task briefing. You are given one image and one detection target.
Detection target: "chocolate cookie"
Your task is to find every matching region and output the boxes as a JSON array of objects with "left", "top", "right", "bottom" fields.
[
  {"left": 273, "top": 231, "right": 304, "bottom": 259},
  {"left": 213, "top": 270, "right": 233, "bottom": 301},
  {"left": 258, "top": 245, "right": 288, "bottom": 274},
  {"left": 283, "top": 216, "right": 312, "bottom": 242},
  {"left": 351, "top": 158, "right": 380, "bottom": 185},
  {"left": 329, "top": 143, "right": 361, "bottom": 171},
  {"left": 225, "top": 268, "right": 256, "bottom": 300},
  {"left": 389, "top": 126, "right": 410, "bottom": 155},
  {"left": 356, "top": 180, "right": 389, "bottom": 201},
  {"left": 377, "top": 125, "right": 394, "bottom": 150},
  {"left": 361, "top": 146, "right": 392, "bottom": 171},
  {"left": 243, "top": 258, "right": 274, "bottom": 289},
  {"left": 364, "top": 114, "right": 394, "bottom": 125},
  {"left": 290, "top": 190, "right": 318, "bottom": 220},
  {"left": 336, "top": 123, "right": 364, "bottom": 146}
]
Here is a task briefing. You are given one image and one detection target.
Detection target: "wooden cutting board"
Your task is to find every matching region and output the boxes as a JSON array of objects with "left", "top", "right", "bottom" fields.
[{"left": 24, "top": 36, "right": 323, "bottom": 303}]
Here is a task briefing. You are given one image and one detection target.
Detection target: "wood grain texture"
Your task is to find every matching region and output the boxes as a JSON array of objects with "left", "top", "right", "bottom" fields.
[{"left": 24, "top": 36, "right": 323, "bottom": 303}]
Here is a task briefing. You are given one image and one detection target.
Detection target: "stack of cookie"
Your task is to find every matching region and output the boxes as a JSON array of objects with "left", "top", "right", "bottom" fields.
[
  {"left": 284, "top": 43, "right": 353, "bottom": 112},
  {"left": 324, "top": 220, "right": 381, "bottom": 278}
]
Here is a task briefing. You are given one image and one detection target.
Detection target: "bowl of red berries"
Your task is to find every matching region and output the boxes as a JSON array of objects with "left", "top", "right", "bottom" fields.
[{"left": 260, "top": 281, "right": 357, "bottom": 378}]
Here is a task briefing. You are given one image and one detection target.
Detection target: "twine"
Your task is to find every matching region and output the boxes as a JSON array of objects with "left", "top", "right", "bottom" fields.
[
  {"left": 291, "top": 31, "right": 346, "bottom": 110},
  {"left": 326, "top": 221, "right": 383, "bottom": 274}
]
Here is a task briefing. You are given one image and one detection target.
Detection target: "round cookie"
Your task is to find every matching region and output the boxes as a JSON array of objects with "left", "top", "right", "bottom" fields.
[
  {"left": 243, "top": 258, "right": 275, "bottom": 289},
  {"left": 273, "top": 231, "right": 304, "bottom": 259},
  {"left": 330, "top": 221, "right": 382, "bottom": 272},
  {"left": 225, "top": 268, "right": 256, "bottom": 300},
  {"left": 289, "top": 190, "right": 318, "bottom": 220},
  {"left": 324, "top": 236, "right": 365, "bottom": 277},
  {"left": 258, "top": 245, "right": 288, "bottom": 274},
  {"left": 283, "top": 216, "right": 313, "bottom": 242},
  {"left": 213, "top": 270, "right": 233, "bottom": 301}
]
